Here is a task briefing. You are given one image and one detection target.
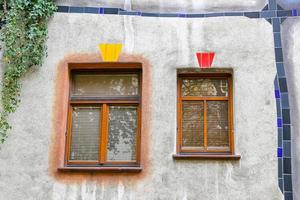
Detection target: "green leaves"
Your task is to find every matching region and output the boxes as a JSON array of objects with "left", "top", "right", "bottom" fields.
[{"left": 0, "top": 0, "right": 57, "bottom": 143}]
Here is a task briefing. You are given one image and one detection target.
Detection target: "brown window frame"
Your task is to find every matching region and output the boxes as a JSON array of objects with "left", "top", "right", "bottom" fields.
[
  {"left": 62, "top": 62, "right": 143, "bottom": 171},
  {"left": 174, "top": 72, "right": 240, "bottom": 160}
]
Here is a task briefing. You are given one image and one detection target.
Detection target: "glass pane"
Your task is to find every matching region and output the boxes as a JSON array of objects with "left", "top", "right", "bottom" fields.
[
  {"left": 182, "top": 101, "right": 204, "bottom": 147},
  {"left": 207, "top": 101, "right": 229, "bottom": 148},
  {"left": 72, "top": 74, "right": 139, "bottom": 97},
  {"left": 70, "top": 107, "right": 100, "bottom": 160},
  {"left": 107, "top": 106, "right": 137, "bottom": 161},
  {"left": 182, "top": 78, "right": 228, "bottom": 97}
]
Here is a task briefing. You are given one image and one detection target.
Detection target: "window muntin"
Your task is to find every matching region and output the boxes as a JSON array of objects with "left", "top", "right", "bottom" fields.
[
  {"left": 66, "top": 68, "right": 141, "bottom": 167},
  {"left": 177, "top": 74, "right": 233, "bottom": 154}
]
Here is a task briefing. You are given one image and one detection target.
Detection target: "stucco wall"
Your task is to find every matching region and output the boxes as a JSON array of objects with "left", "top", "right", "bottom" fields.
[
  {"left": 55, "top": 0, "right": 267, "bottom": 13},
  {"left": 282, "top": 18, "right": 300, "bottom": 200},
  {"left": 278, "top": 0, "right": 300, "bottom": 9},
  {"left": 0, "top": 13, "right": 283, "bottom": 200}
]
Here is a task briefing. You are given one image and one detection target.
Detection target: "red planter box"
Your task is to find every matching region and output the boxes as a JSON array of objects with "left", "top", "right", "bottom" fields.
[{"left": 196, "top": 52, "right": 215, "bottom": 68}]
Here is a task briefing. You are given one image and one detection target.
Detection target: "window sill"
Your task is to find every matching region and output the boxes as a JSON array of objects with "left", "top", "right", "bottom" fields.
[
  {"left": 58, "top": 166, "right": 142, "bottom": 173},
  {"left": 173, "top": 154, "right": 241, "bottom": 160}
]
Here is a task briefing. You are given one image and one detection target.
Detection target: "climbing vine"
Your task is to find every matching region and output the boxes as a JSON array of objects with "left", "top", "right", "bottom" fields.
[{"left": 0, "top": 0, "right": 57, "bottom": 143}]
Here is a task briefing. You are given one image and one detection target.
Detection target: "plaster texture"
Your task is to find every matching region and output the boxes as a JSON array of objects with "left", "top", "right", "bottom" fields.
[
  {"left": 277, "top": 0, "right": 300, "bottom": 9},
  {"left": 55, "top": 0, "right": 267, "bottom": 13},
  {"left": 0, "top": 13, "right": 283, "bottom": 200},
  {"left": 282, "top": 18, "right": 300, "bottom": 200}
]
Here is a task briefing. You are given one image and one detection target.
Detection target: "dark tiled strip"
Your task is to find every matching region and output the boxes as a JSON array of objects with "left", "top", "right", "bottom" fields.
[
  {"left": 56, "top": 1, "right": 296, "bottom": 199},
  {"left": 56, "top": 5, "right": 298, "bottom": 19},
  {"left": 267, "top": 0, "right": 293, "bottom": 199}
]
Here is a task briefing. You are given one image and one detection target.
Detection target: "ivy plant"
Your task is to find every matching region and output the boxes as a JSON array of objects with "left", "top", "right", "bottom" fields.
[{"left": 0, "top": 0, "right": 57, "bottom": 143}]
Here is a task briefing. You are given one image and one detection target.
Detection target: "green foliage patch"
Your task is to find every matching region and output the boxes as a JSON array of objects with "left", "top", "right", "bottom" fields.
[{"left": 0, "top": 0, "right": 56, "bottom": 143}]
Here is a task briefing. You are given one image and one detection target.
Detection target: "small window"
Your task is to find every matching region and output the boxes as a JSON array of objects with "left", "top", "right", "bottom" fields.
[
  {"left": 176, "top": 73, "right": 236, "bottom": 157},
  {"left": 63, "top": 63, "right": 142, "bottom": 171}
]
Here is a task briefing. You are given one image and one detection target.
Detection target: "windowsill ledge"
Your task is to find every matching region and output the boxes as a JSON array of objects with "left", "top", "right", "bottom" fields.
[
  {"left": 58, "top": 166, "right": 142, "bottom": 173},
  {"left": 173, "top": 154, "right": 241, "bottom": 160}
]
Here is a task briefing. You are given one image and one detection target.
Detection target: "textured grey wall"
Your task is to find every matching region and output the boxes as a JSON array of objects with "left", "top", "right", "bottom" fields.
[
  {"left": 55, "top": 0, "right": 267, "bottom": 13},
  {"left": 277, "top": 0, "right": 300, "bottom": 9},
  {"left": 0, "top": 13, "right": 283, "bottom": 200},
  {"left": 282, "top": 18, "right": 300, "bottom": 200}
]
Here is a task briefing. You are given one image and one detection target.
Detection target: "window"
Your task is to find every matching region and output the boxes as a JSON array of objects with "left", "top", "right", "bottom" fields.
[
  {"left": 62, "top": 63, "right": 142, "bottom": 171},
  {"left": 175, "top": 72, "right": 239, "bottom": 159}
]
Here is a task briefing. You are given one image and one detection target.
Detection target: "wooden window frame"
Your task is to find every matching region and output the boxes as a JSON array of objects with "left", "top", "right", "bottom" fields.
[
  {"left": 174, "top": 72, "right": 240, "bottom": 160},
  {"left": 60, "top": 62, "right": 143, "bottom": 172}
]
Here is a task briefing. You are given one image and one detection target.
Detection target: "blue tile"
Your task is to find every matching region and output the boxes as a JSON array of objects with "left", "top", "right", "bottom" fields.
[
  {"left": 177, "top": 13, "right": 187, "bottom": 18},
  {"left": 266, "top": 18, "right": 272, "bottom": 24},
  {"left": 268, "top": 0, "right": 277, "bottom": 10},
  {"left": 275, "top": 48, "right": 283, "bottom": 62},
  {"left": 224, "top": 12, "right": 243, "bottom": 16},
  {"left": 69, "top": 6, "right": 84, "bottom": 13},
  {"left": 281, "top": 93, "right": 290, "bottom": 108},
  {"left": 277, "top": 10, "right": 292, "bottom": 17},
  {"left": 283, "top": 141, "right": 291, "bottom": 157},
  {"left": 262, "top": 5, "right": 269, "bottom": 11},
  {"left": 244, "top": 12, "right": 260, "bottom": 18},
  {"left": 277, "top": 5, "right": 284, "bottom": 11},
  {"left": 292, "top": 9, "right": 298, "bottom": 16},
  {"left": 285, "top": 192, "right": 293, "bottom": 200},
  {"left": 84, "top": 7, "right": 99, "bottom": 14},
  {"left": 119, "top": 11, "right": 141, "bottom": 16},
  {"left": 104, "top": 8, "right": 119, "bottom": 14},
  {"left": 278, "top": 128, "right": 283, "bottom": 147},
  {"left": 279, "top": 78, "right": 288, "bottom": 92},
  {"left": 159, "top": 13, "right": 179, "bottom": 17},
  {"left": 186, "top": 14, "right": 204, "bottom": 18},
  {"left": 141, "top": 12, "right": 160, "bottom": 17},
  {"left": 283, "top": 125, "right": 291, "bottom": 140},
  {"left": 272, "top": 18, "right": 281, "bottom": 32},
  {"left": 282, "top": 109, "right": 290, "bottom": 124},
  {"left": 276, "top": 99, "right": 282, "bottom": 117},
  {"left": 204, "top": 13, "right": 224, "bottom": 17},
  {"left": 276, "top": 62, "right": 285, "bottom": 77},
  {"left": 279, "top": 178, "right": 283, "bottom": 192},
  {"left": 260, "top": 10, "right": 276, "bottom": 18},
  {"left": 278, "top": 118, "right": 283, "bottom": 128},
  {"left": 99, "top": 7, "right": 104, "bottom": 14},
  {"left": 278, "top": 158, "right": 283, "bottom": 178},
  {"left": 275, "top": 90, "right": 280, "bottom": 98},
  {"left": 274, "top": 33, "right": 282, "bottom": 48},
  {"left": 284, "top": 175, "right": 293, "bottom": 191},
  {"left": 57, "top": 6, "right": 69, "bottom": 13},
  {"left": 274, "top": 76, "right": 279, "bottom": 90},
  {"left": 281, "top": 17, "right": 287, "bottom": 24},
  {"left": 278, "top": 148, "right": 283, "bottom": 157},
  {"left": 284, "top": 158, "right": 292, "bottom": 174}
]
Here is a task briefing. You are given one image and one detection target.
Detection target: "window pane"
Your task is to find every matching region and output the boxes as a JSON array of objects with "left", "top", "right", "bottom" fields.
[
  {"left": 182, "top": 101, "right": 204, "bottom": 148},
  {"left": 207, "top": 101, "right": 229, "bottom": 148},
  {"left": 70, "top": 107, "right": 100, "bottom": 160},
  {"left": 107, "top": 106, "right": 137, "bottom": 161},
  {"left": 72, "top": 74, "right": 139, "bottom": 97},
  {"left": 182, "top": 79, "right": 228, "bottom": 97}
]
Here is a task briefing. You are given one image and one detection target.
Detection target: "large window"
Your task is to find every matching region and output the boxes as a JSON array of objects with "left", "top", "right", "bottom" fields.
[
  {"left": 63, "top": 63, "right": 142, "bottom": 171},
  {"left": 175, "top": 72, "right": 237, "bottom": 158}
]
